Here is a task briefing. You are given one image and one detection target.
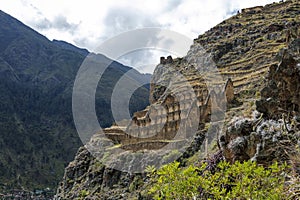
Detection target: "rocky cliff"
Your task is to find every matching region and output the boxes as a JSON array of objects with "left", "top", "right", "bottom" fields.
[
  {"left": 221, "top": 43, "right": 300, "bottom": 165},
  {"left": 56, "top": 0, "right": 300, "bottom": 199}
]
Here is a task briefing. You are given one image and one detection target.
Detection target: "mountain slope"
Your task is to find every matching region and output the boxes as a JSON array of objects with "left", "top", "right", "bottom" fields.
[
  {"left": 55, "top": 0, "right": 300, "bottom": 199},
  {"left": 0, "top": 10, "right": 150, "bottom": 192}
]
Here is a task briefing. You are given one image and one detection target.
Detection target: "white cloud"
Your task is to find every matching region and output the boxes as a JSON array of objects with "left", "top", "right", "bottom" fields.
[{"left": 0, "top": 0, "right": 279, "bottom": 73}]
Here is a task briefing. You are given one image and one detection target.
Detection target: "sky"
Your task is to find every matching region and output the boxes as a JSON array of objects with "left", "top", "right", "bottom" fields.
[{"left": 0, "top": 0, "right": 279, "bottom": 73}]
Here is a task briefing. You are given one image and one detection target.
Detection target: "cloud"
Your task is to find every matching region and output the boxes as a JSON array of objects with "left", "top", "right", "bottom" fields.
[
  {"left": 165, "top": 0, "right": 183, "bottom": 11},
  {"left": 52, "top": 15, "right": 78, "bottom": 31},
  {"left": 33, "top": 17, "right": 51, "bottom": 30},
  {"left": 117, "top": 50, "right": 161, "bottom": 73},
  {"left": 0, "top": 0, "right": 281, "bottom": 47},
  {"left": 32, "top": 15, "right": 79, "bottom": 33},
  {"left": 0, "top": 0, "right": 280, "bottom": 73},
  {"left": 103, "top": 6, "right": 161, "bottom": 38},
  {"left": 93, "top": 28, "right": 193, "bottom": 73}
]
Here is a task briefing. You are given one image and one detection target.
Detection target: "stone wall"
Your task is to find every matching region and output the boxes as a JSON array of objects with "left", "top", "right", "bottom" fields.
[
  {"left": 160, "top": 55, "right": 173, "bottom": 64},
  {"left": 241, "top": 6, "right": 263, "bottom": 14},
  {"left": 104, "top": 77, "right": 234, "bottom": 151}
]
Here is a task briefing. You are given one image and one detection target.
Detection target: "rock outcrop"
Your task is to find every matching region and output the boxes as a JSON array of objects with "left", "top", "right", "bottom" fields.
[
  {"left": 221, "top": 38, "right": 300, "bottom": 164},
  {"left": 55, "top": 147, "right": 143, "bottom": 200},
  {"left": 257, "top": 40, "right": 300, "bottom": 119}
]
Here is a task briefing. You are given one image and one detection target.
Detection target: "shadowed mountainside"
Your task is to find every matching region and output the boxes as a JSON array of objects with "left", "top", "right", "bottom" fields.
[{"left": 0, "top": 10, "right": 150, "bottom": 192}]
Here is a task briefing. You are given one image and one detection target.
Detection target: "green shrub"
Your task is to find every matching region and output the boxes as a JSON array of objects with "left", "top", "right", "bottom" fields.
[
  {"left": 200, "top": 161, "right": 287, "bottom": 199},
  {"left": 148, "top": 160, "right": 287, "bottom": 200},
  {"left": 79, "top": 190, "right": 89, "bottom": 199},
  {"left": 148, "top": 162, "right": 202, "bottom": 200}
]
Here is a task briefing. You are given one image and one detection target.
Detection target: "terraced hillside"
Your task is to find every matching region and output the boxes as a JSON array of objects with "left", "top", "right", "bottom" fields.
[
  {"left": 195, "top": 0, "right": 299, "bottom": 118},
  {"left": 56, "top": 0, "right": 300, "bottom": 199},
  {"left": 98, "top": 0, "right": 299, "bottom": 153}
]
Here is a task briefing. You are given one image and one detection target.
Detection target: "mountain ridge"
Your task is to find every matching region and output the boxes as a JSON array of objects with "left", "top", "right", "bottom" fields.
[{"left": 0, "top": 9, "right": 150, "bottom": 194}]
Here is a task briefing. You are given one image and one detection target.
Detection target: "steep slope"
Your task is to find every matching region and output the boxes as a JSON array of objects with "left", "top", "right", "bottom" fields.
[
  {"left": 0, "top": 10, "right": 150, "bottom": 192},
  {"left": 56, "top": 0, "right": 299, "bottom": 199},
  {"left": 194, "top": 0, "right": 299, "bottom": 118}
]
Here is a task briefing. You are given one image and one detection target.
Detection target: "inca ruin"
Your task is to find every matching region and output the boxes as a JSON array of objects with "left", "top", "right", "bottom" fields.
[{"left": 103, "top": 58, "right": 235, "bottom": 151}]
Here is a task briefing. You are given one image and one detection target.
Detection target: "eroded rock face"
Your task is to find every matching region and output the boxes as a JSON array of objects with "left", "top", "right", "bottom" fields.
[
  {"left": 222, "top": 39, "right": 300, "bottom": 164},
  {"left": 55, "top": 147, "right": 139, "bottom": 200},
  {"left": 256, "top": 43, "right": 300, "bottom": 119},
  {"left": 220, "top": 112, "right": 300, "bottom": 165}
]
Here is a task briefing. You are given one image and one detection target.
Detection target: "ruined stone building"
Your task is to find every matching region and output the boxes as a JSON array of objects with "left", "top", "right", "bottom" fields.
[{"left": 103, "top": 59, "right": 235, "bottom": 151}]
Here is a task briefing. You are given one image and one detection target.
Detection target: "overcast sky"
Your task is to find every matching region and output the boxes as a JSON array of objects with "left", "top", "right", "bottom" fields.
[{"left": 0, "top": 0, "right": 279, "bottom": 73}]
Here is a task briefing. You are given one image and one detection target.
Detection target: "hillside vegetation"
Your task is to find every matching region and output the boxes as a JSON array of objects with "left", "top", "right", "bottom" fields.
[{"left": 0, "top": 10, "right": 150, "bottom": 192}]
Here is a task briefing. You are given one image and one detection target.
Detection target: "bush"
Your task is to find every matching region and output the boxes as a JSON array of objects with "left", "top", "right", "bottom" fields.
[
  {"left": 149, "top": 162, "right": 202, "bottom": 200},
  {"left": 148, "top": 160, "right": 287, "bottom": 200}
]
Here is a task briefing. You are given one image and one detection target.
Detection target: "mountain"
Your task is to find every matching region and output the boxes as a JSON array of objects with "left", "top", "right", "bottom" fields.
[
  {"left": 55, "top": 0, "right": 300, "bottom": 199},
  {"left": 0, "top": 10, "right": 150, "bottom": 192},
  {"left": 52, "top": 40, "right": 89, "bottom": 56}
]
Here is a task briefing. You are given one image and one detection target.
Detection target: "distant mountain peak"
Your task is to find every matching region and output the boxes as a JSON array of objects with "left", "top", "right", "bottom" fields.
[{"left": 52, "top": 39, "right": 89, "bottom": 56}]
